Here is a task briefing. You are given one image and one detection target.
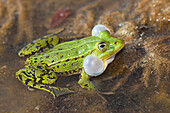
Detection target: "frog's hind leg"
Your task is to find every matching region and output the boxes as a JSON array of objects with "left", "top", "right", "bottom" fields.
[
  {"left": 16, "top": 67, "right": 73, "bottom": 98},
  {"left": 18, "top": 31, "right": 62, "bottom": 57}
]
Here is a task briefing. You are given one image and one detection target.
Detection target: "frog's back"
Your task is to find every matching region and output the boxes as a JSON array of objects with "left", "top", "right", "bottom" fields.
[{"left": 26, "top": 36, "right": 103, "bottom": 72}]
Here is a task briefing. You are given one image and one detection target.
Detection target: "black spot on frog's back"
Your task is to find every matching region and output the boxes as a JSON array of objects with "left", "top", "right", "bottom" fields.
[
  {"left": 60, "top": 55, "right": 63, "bottom": 58},
  {"left": 46, "top": 56, "right": 49, "bottom": 58},
  {"left": 37, "top": 66, "right": 42, "bottom": 69}
]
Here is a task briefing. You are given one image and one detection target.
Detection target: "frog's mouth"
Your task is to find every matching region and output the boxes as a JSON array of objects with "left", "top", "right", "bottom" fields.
[
  {"left": 103, "top": 54, "right": 115, "bottom": 70},
  {"left": 102, "top": 41, "right": 125, "bottom": 69}
]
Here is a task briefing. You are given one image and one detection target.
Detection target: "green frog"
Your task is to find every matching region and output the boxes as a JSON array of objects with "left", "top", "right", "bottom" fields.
[{"left": 16, "top": 28, "right": 124, "bottom": 98}]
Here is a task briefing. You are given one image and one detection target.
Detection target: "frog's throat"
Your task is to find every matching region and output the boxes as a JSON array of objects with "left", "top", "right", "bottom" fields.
[
  {"left": 102, "top": 43, "right": 124, "bottom": 69},
  {"left": 104, "top": 55, "right": 115, "bottom": 69}
]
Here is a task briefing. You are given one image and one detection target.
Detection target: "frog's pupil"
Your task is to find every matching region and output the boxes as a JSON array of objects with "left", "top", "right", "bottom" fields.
[{"left": 100, "top": 44, "right": 105, "bottom": 48}]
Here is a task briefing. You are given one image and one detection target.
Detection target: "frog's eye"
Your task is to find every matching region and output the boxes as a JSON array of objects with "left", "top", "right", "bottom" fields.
[
  {"left": 83, "top": 55, "right": 105, "bottom": 76},
  {"left": 92, "top": 24, "right": 111, "bottom": 36},
  {"left": 97, "top": 42, "right": 108, "bottom": 52}
]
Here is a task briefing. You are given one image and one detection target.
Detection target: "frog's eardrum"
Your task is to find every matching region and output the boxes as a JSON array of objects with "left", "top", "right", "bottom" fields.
[{"left": 83, "top": 55, "right": 105, "bottom": 76}]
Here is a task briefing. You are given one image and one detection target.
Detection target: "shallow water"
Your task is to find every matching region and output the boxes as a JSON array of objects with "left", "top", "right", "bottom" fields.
[{"left": 0, "top": 0, "right": 169, "bottom": 112}]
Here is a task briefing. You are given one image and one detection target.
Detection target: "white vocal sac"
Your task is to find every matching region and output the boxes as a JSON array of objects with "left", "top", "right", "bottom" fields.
[
  {"left": 83, "top": 55, "right": 105, "bottom": 76},
  {"left": 92, "top": 24, "right": 111, "bottom": 36}
]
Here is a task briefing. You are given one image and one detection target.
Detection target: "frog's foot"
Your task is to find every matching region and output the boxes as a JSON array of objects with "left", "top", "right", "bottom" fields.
[
  {"left": 78, "top": 78, "right": 96, "bottom": 90},
  {"left": 27, "top": 82, "right": 73, "bottom": 98},
  {"left": 30, "top": 83, "right": 74, "bottom": 98},
  {"left": 48, "top": 86, "right": 74, "bottom": 98},
  {"left": 78, "top": 70, "right": 96, "bottom": 90}
]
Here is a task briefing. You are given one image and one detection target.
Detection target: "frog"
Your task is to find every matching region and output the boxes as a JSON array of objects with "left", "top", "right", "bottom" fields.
[{"left": 16, "top": 26, "right": 125, "bottom": 98}]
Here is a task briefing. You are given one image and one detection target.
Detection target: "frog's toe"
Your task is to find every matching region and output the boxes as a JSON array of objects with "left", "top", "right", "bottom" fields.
[
  {"left": 84, "top": 83, "right": 96, "bottom": 90},
  {"left": 48, "top": 86, "right": 74, "bottom": 98},
  {"left": 78, "top": 80, "right": 96, "bottom": 90}
]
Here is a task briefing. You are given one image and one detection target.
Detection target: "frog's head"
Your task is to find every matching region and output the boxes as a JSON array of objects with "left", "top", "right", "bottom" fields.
[
  {"left": 83, "top": 30, "right": 124, "bottom": 77},
  {"left": 94, "top": 30, "right": 125, "bottom": 64},
  {"left": 83, "top": 25, "right": 125, "bottom": 76}
]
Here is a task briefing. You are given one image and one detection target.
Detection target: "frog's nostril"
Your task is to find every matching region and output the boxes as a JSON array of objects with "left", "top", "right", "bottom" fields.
[{"left": 116, "top": 39, "right": 124, "bottom": 46}]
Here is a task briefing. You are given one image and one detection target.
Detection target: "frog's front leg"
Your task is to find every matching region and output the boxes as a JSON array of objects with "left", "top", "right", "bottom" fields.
[
  {"left": 16, "top": 66, "right": 73, "bottom": 98},
  {"left": 18, "top": 32, "right": 60, "bottom": 57},
  {"left": 78, "top": 70, "right": 96, "bottom": 90}
]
